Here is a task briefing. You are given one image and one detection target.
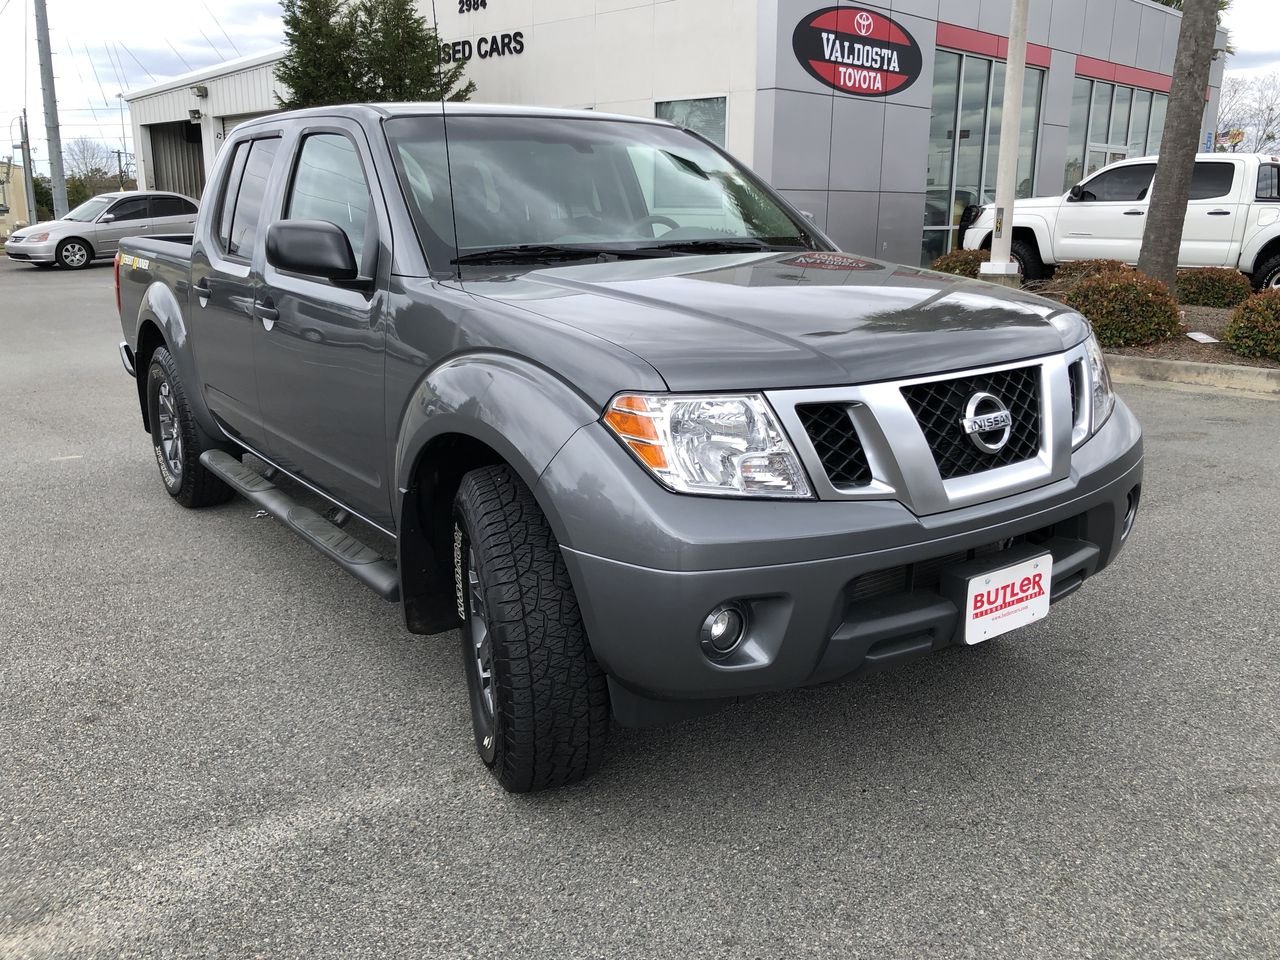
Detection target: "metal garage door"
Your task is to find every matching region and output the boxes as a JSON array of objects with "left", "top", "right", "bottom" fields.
[{"left": 146, "top": 121, "right": 205, "bottom": 198}]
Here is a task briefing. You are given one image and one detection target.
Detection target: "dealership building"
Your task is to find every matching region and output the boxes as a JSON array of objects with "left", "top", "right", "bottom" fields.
[{"left": 125, "top": 0, "right": 1225, "bottom": 266}]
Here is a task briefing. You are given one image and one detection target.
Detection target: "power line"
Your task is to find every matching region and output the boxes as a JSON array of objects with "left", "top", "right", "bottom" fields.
[
  {"left": 202, "top": 1, "right": 242, "bottom": 57},
  {"left": 84, "top": 44, "right": 112, "bottom": 107},
  {"left": 166, "top": 39, "right": 193, "bottom": 72},
  {"left": 198, "top": 28, "right": 223, "bottom": 60},
  {"left": 118, "top": 42, "right": 157, "bottom": 83}
]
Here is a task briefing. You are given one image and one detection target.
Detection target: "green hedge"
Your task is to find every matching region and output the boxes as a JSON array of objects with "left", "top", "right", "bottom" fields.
[
  {"left": 1065, "top": 272, "right": 1182, "bottom": 348},
  {"left": 1224, "top": 290, "right": 1280, "bottom": 361},
  {"left": 1175, "top": 268, "right": 1254, "bottom": 308},
  {"left": 930, "top": 248, "right": 990, "bottom": 278},
  {"left": 1052, "top": 259, "right": 1134, "bottom": 283}
]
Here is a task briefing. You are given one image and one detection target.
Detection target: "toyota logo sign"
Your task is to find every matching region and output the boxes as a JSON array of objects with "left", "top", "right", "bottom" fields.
[
  {"left": 792, "top": 6, "right": 923, "bottom": 98},
  {"left": 853, "top": 11, "right": 874, "bottom": 35}
]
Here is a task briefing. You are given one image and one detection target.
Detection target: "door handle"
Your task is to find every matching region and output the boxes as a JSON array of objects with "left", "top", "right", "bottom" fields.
[
  {"left": 1207, "top": 209, "right": 1232, "bottom": 216},
  {"left": 192, "top": 278, "right": 212, "bottom": 306},
  {"left": 1124, "top": 209, "right": 1145, "bottom": 216},
  {"left": 256, "top": 298, "right": 279, "bottom": 331}
]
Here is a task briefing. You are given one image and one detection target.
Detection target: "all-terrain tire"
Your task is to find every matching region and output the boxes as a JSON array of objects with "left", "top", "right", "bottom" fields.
[
  {"left": 453, "top": 464, "right": 610, "bottom": 792},
  {"left": 1252, "top": 254, "right": 1280, "bottom": 292},
  {"left": 1010, "top": 237, "right": 1045, "bottom": 282},
  {"left": 145, "top": 346, "right": 234, "bottom": 508}
]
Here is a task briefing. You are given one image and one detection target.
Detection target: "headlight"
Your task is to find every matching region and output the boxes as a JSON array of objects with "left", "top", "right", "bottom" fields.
[
  {"left": 603, "top": 393, "right": 813, "bottom": 498},
  {"left": 1084, "top": 333, "right": 1115, "bottom": 434},
  {"left": 25, "top": 232, "right": 49, "bottom": 242}
]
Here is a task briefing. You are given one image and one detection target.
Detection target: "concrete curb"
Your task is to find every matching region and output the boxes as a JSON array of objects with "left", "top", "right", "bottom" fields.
[{"left": 1105, "top": 353, "right": 1280, "bottom": 397}]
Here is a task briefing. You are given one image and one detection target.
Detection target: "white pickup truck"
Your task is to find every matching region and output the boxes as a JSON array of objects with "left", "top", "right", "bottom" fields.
[{"left": 962, "top": 153, "right": 1280, "bottom": 288}]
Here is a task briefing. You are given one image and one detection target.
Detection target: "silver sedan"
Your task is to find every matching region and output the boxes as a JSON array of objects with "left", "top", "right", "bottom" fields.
[{"left": 4, "top": 191, "right": 198, "bottom": 269}]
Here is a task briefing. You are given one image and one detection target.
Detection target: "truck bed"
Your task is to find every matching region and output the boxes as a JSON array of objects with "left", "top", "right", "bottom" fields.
[{"left": 117, "top": 236, "right": 196, "bottom": 355}]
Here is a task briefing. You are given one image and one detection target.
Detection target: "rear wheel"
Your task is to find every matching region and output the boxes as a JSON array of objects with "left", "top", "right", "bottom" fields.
[
  {"left": 1252, "top": 254, "right": 1280, "bottom": 292},
  {"left": 55, "top": 238, "right": 92, "bottom": 270},
  {"left": 145, "top": 346, "right": 233, "bottom": 508},
  {"left": 453, "top": 465, "right": 610, "bottom": 792}
]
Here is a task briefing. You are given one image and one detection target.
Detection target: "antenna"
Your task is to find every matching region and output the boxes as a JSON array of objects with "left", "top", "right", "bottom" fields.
[{"left": 428, "top": 0, "right": 462, "bottom": 280}]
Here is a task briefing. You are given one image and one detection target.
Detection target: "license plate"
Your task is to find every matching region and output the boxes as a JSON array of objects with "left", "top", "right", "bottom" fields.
[{"left": 963, "top": 554, "right": 1052, "bottom": 645}]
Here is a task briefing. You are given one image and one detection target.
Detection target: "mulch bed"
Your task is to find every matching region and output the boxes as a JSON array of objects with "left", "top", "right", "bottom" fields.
[{"left": 1106, "top": 304, "right": 1280, "bottom": 370}]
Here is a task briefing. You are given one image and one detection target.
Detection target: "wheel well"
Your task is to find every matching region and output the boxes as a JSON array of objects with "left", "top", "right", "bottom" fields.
[
  {"left": 1250, "top": 236, "right": 1280, "bottom": 280},
  {"left": 56, "top": 235, "right": 95, "bottom": 259},
  {"left": 399, "top": 433, "right": 507, "bottom": 634},
  {"left": 979, "top": 227, "right": 1040, "bottom": 257},
  {"left": 134, "top": 321, "right": 166, "bottom": 431}
]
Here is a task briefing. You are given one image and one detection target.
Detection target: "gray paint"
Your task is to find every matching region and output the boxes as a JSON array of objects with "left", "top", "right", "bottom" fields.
[
  {"left": 1136, "top": 5, "right": 1167, "bottom": 73},
  {"left": 878, "top": 104, "right": 930, "bottom": 193},
  {"left": 830, "top": 97, "right": 890, "bottom": 192},
  {"left": 978, "top": 0, "right": 1013, "bottom": 37},
  {"left": 823, "top": 190, "right": 880, "bottom": 253},
  {"left": 875, "top": 190, "right": 931, "bottom": 262},
  {"left": 1110, "top": 0, "right": 1142, "bottom": 68}
]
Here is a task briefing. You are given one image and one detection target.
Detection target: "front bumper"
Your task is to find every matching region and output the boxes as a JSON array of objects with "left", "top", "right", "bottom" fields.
[
  {"left": 541, "top": 399, "right": 1143, "bottom": 725},
  {"left": 4, "top": 239, "right": 57, "bottom": 263}
]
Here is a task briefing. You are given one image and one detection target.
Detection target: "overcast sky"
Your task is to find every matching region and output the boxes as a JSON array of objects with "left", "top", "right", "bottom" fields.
[{"left": 1, "top": 0, "right": 1277, "bottom": 176}]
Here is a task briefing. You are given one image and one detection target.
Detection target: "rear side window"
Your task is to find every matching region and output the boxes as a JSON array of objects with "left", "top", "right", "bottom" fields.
[
  {"left": 1078, "top": 163, "right": 1156, "bottom": 202},
  {"left": 152, "top": 196, "right": 195, "bottom": 218},
  {"left": 215, "top": 138, "right": 280, "bottom": 259},
  {"left": 1259, "top": 165, "right": 1280, "bottom": 201},
  {"left": 285, "top": 133, "right": 371, "bottom": 261},
  {"left": 106, "top": 197, "right": 150, "bottom": 222},
  {"left": 1189, "top": 162, "right": 1236, "bottom": 200}
]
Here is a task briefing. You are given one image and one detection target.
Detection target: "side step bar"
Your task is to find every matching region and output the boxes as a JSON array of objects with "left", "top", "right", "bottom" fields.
[{"left": 200, "top": 450, "right": 400, "bottom": 601}]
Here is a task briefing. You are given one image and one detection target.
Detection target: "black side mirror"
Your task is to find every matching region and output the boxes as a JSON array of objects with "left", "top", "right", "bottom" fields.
[
  {"left": 1068, "top": 184, "right": 1084, "bottom": 202},
  {"left": 266, "top": 220, "right": 358, "bottom": 282}
]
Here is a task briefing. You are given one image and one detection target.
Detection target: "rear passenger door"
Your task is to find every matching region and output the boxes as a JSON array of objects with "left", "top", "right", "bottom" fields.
[
  {"left": 1178, "top": 160, "right": 1244, "bottom": 267},
  {"left": 253, "top": 121, "right": 391, "bottom": 527},
  {"left": 149, "top": 195, "right": 199, "bottom": 237},
  {"left": 187, "top": 135, "right": 282, "bottom": 449},
  {"left": 93, "top": 195, "right": 152, "bottom": 255}
]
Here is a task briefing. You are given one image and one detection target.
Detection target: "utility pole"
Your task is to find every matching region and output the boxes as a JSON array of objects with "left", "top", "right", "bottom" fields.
[
  {"left": 33, "top": 0, "right": 68, "bottom": 218},
  {"left": 18, "top": 111, "right": 39, "bottom": 224},
  {"left": 979, "top": 0, "right": 1030, "bottom": 288}
]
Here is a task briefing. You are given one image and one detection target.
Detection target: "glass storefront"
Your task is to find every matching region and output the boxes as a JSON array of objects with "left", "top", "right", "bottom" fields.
[
  {"left": 1063, "top": 79, "right": 1169, "bottom": 189},
  {"left": 922, "top": 50, "right": 1044, "bottom": 264}
]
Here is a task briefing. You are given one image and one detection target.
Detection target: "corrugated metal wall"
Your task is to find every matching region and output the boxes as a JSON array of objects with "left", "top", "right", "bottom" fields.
[{"left": 146, "top": 122, "right": 206, "bottom": 198}]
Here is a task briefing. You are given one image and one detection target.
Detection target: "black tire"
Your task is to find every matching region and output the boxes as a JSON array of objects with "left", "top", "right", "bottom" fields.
[
  {"left": 1252, "top": 254, "right": 1280, "bottom": 292},
  {"left": 453, "top": 465, "right": 609, "bottom": 792},
  {"left": 1010, "top": 237, "right": 1045, "bottom": 282},
  {"left": 55, "top": 237, "right": 93, "bottom": 270},
  {"left": 145, "top": 346, "right": 234, "bottom": 508}
]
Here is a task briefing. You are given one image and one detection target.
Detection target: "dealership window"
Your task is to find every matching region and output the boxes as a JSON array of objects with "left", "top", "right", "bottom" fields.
[
  {"left": 1063, "top": 79, "right": 1169, "bottom": 190},
  {"left": 922, "top": 50, "right": 1044, "bottom": 264},
  {"left": 655, "top": 98, "right": 727, "bottom": 148}
]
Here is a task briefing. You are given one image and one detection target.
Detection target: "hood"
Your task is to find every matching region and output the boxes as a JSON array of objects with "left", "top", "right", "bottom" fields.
[
  {"left": 464, "top": 251, "right": 1089, "bottom": 392},
  {"left": 8, "top": 219, "right": 78, "bottom": 238},
  {"left": 1013, "top": 193, "right": 1068, "bottom": 212}
]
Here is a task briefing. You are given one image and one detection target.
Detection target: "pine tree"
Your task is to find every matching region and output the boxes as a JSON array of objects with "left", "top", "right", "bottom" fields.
[{"left": 277, "top": 0, "right": 474, "bottom": 109}]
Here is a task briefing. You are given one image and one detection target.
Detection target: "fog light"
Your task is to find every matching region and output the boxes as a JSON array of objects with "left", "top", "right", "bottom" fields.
[
  {"left": 1122, "top": 485, "right": 1141, "bottom": 542},
  {"left": 701, "top": 603, "right": 747, "bottom": 658}
]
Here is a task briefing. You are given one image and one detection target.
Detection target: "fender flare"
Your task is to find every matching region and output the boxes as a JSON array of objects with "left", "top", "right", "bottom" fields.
[
  {"left": 976, "top": 214, "right": 1054, "bottom": 264},
  {"left": 1239, "top": 222, "right": 1280, "bottom": 274}
]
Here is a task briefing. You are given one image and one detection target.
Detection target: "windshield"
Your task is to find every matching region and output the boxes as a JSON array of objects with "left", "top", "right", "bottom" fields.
[
  {"left": 62, "top": 197, "right": 113, "bottom": 222},
  {"left": 385, "top": 115, "right": 817, "bottom": 270}
]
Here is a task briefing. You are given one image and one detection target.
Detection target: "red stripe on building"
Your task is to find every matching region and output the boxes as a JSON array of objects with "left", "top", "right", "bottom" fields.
[
  {"left": 1075, "top": 56, "right": 1173, "bottom": 93},
  {"left": 936, "top": 23, "right": 1052, "bottom": 69}
]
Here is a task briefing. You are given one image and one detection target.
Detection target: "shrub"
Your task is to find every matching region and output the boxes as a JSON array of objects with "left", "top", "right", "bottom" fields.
[
  {"left": 1052, "top": 259, "right": 1134, "bottom": 283},
  {"left": 1175, "top": 267, "right": 1253, "bottom": 308},
  {"left": 1223, "top": 290, "right": 1280, "bottom": 361},
  {"left": 1065, "top": 272, "right": 1182, "bottom": 348},
  {"left": 931, "top": 248, "right": 990, "bottom": 278}
]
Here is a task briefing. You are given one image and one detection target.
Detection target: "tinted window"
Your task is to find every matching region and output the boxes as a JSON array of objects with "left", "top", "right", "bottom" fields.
[
  {"left": 152, "top": 196, "right": 195, "bottom": 218},
  {"left": 217, "top": 142, "right": 250, "bottom": 252},
  {"left": 1259, "top": 164, "right": 1280, "bottom": 201},
  {"left": 106, "top": 197, "right": 151, "bottom": 222},
  {"left": 1189, "top": 162, "right": 1236, "bottom": 201},
  {"left": 227, "top": 139, "right": 280, "bottom": 258},
  {"left": 1078, "top": 163, "right": 1156, "bottom": 202},
  {"left": 285, "top": 133, "right": 371, "bottom": 261}
]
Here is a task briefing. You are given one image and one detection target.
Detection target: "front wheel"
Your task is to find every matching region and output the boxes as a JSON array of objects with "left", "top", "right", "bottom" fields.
[
  {"left": 1010, "top": 238, "right": 1045, "bottom": 282},
  {"left": 145, "top": 347, "right": 234, "bottom": 508},
  {"left": 453, "top": 465, "right": 610, "bottom": 792},
  {"left": 55, "top": 238, "right": 92, "bottom": 269},
  {"left": 1252, "top": 254, "right": 1280, "bottom": 292}
]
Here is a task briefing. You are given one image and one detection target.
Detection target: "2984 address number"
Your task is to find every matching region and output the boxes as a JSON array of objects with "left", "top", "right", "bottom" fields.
[{"left": 459, "top": 0, "right": 487, "bottom": 12}]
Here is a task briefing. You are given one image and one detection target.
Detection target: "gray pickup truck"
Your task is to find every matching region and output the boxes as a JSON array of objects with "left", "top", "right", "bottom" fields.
[{"left": 116, "top": 104, "right": 1143, "bottom": 791}]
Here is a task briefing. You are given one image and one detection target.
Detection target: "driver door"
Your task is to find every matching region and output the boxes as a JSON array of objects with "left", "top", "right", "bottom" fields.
[
  {"left": 1055, "top": 162, "right": 1156, "bottom": 264},
  {"left": 92, "top": 195, "right": 152, "bottom": 256}
]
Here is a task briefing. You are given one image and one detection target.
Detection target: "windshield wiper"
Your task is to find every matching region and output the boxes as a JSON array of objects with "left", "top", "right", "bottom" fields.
[
  {"left": 634, "top": 237, "right": 809, "bottom": 255},
  {"left": 452, "top": 244, "right": 664, "bottom": 265}
]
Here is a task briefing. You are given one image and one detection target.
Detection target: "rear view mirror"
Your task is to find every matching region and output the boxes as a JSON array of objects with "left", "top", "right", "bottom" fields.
[
  {"left": 266, "top": 220, "right": 358, "bottom": 282},
  {"left": 1068, "top": 185, "right": 1084, "bottom": 202}
]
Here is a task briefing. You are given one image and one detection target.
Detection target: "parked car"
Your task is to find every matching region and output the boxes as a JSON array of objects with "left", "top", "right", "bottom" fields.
[
  {"left": 962, "top": 153, "right": 1280, "bottom": 287},
  {"left": 115, "top": 104, "right": 1143, "bottom": 791},
  {"left": 4, "top": 190, "right": 198, "bottom": 269}
]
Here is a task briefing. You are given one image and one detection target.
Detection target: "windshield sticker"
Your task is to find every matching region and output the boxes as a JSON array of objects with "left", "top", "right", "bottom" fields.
[{"left": 793, "top": 6, "right": 923, "bottom": 98}]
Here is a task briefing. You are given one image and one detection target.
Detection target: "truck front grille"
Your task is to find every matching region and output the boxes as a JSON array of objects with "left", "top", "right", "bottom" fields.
[
  {"left": 796, "top": 403, "right": 871, "bottom": 487},
  {"left": 901, "top": 366, "right": 1041, "bottom": 480}
]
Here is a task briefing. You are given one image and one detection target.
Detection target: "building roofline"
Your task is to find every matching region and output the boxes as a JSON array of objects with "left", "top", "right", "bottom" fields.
[{"left": 123, "top": 48, "right": 285, "bottom": 102}]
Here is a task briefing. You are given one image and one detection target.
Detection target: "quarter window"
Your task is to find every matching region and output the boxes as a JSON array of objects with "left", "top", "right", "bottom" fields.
[
  {"left": 106, "top": 197, "right": 150, "bottom": 222},
  {"left": 1188, "top": 162, "right": 1236, "bottom": 201},
  {"left": 152, "top": 196, "right": 196, "bottom": 218},
  {"left": 216, "top": 142, "right": 250, "bottom": 253},
  {"left": 285, "top": 133, "right": 371, "bottom": 261},
  {"left": 1257, "top": 164, "right": 1280, "bottom": 201},
  {"left": 1076, "top": 163, "right": 1156, "bottom": 202}
]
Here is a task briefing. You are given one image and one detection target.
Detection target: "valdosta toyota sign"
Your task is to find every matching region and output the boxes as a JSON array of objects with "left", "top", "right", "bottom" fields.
[{"left": 793, "top": 6, "right": 923, "bottom": 98}]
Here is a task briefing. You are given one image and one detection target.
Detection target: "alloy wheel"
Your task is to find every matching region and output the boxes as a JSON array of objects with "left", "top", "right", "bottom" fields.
[
  {"left": 466, "top": 545, "right": 496, "bottom": 724},
  {"left": 156, "top": 378, "right": 184, "bottom": 480},
  {"left": 61, "top": 243, "right": 88, "bottom": 268}
]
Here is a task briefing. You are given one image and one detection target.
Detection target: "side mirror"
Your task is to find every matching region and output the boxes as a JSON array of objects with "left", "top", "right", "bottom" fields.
[
  {"left": 99, "top": 213, "right": 116, "bottom": 223},
  {"left": 1068, "top": 184, "right": 1084, "bottom": 202},
  {"left": 266, "top": 220, "right": 358, "bottom": 282}
]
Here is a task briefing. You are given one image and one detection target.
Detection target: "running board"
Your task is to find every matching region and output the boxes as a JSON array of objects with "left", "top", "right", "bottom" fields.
[{"left": 200, "top": 450, "right": 400, "bottom": 601}]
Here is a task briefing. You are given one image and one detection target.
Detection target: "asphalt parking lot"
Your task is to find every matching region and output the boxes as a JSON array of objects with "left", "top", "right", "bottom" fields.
[{"left": 1, "top": 254, "right": 1277, "bottom": 959}]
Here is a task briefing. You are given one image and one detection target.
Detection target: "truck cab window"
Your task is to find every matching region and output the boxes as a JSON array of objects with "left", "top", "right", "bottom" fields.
[
  {"left": 1189, "top": 162, "right": 1236, "bottom": 201},
  {"left": 285, "top": 133, "right": 371, "bottom": 261},
  {"left": 227, "top": 139, "right": 281, "bottom": 259},
  {"left": 1075, "top": 163, "right": 1156, "bottom": 202},
  {"left": 1259, "top": 165, "right": 1280, "bottom": 201}
]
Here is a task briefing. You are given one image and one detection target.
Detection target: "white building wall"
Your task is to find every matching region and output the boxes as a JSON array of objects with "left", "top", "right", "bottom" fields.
[{"left": 428, "top": 0, "right": 760, "bottom": 162}]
